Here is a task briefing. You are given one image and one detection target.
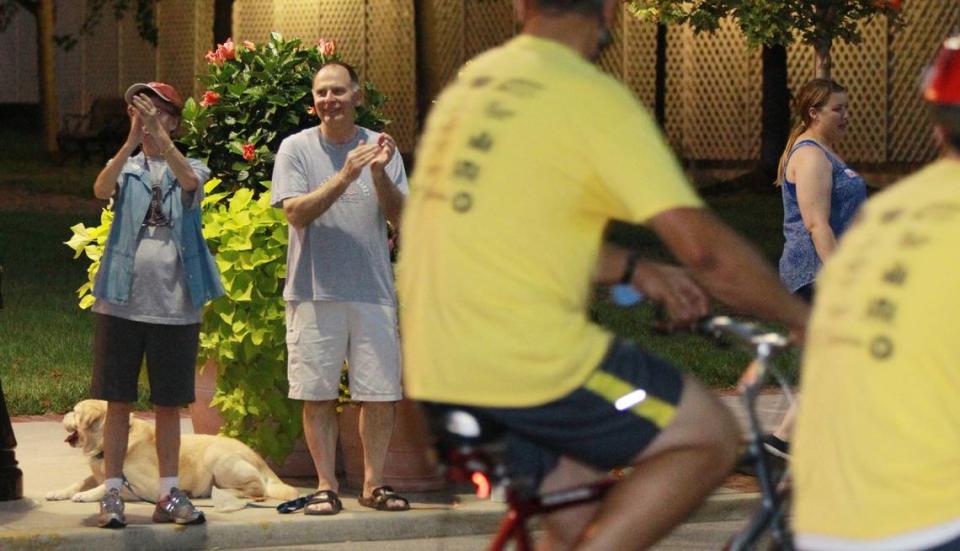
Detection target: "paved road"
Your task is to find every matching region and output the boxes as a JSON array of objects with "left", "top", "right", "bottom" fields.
[{"left": 253, "top": 520, "right": 748, "bottom": 549}]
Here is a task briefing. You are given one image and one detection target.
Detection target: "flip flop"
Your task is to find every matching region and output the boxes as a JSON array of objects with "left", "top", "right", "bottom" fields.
[
  {"left": 358, "top": 485, "right": 410, "bottom": 512},
  {"left": 303, "top": 490, "right": 342, "bottom": 516},
  {"left": 276, "top": 492, "right": 316, "bottom": 514}
]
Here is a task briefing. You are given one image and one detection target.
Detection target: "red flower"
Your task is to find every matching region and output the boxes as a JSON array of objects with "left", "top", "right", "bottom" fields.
[
  {"left": 307, "top": 105, "right": 316, "bottom": 116},
  {"left": 875, "top": 0, "right": 901, "bottom": 10},
  {"left": 242, "top": 40, "right": 255, "bottom": 51},
  {"left": 205, "top": 49, "right": 224, "bottom": 66},
  {"left": 200, "top": 91, "right": 221, "bottom": 107},
  {"left": 318, "top": 38, "right": 336, "bottom": 57},
  {"left": 242, "top": 143, "right": 256, "bottom": 162},
  {"left": 221, "top": 38, "right": 236, "bottom": 61},
  {"left": 206, "top": 38, "right": 237, "bottom": 65}
]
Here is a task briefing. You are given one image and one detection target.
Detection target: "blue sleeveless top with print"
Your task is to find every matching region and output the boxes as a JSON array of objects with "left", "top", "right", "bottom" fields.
[{"left": 779, "top": 139, "right": 866, "bottom": 293}]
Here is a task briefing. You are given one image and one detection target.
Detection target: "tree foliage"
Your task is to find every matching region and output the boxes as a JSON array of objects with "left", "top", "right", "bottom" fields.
[{"left": 627, "top": 0, "right": 902, "bottom": 51}]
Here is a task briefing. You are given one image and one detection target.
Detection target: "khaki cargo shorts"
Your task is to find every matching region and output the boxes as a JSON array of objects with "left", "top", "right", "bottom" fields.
[{"left": 285, "top": 300, "right": 402, "bottom": 402}]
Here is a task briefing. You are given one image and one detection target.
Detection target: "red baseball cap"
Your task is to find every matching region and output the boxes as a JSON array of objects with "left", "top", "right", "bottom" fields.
[
  {"left": 124, "top": 82, "right": 184, "bottom": 113},
  {"left": 923, "top": 35, "right": 960, "bottom": 105}
]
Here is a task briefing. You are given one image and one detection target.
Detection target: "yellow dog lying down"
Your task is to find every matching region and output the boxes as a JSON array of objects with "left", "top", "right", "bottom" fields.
[{"left": 45, "top": 399, "right": 299, "bottom": 503}]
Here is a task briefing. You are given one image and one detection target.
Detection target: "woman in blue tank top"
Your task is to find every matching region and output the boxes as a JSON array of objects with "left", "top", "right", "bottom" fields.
[
  {"left": 778, "top": 78, "right": 866, "bottom": 302},
  {"left": 760, "top": 79, "right": 867, "bottom": 465}
]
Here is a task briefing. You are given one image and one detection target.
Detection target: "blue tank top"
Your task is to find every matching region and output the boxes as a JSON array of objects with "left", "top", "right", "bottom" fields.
[{"left": 778, "top": 139, "right": 866, "bottom": 293}]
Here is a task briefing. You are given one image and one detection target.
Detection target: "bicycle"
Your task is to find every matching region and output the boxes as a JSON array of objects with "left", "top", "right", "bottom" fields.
[
  {"left": 427, "top": 314, "right": 796, "bottom": 551},
  {"left": 705, "top": 316, "right": 795, "bottom": 551}
]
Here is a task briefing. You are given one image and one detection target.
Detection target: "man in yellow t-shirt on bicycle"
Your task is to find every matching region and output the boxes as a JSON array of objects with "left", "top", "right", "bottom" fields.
[
  {"left": 399, "top": 0, "right": 808, "bottom": 549},
  {"left": 792, "top": 36, "right": 960, "bottom": 551}
]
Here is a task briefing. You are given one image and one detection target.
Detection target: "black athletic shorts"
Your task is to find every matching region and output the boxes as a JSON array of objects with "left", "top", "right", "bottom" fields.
[
  {"left": 91, "top": 313, "right": 199, "bottom": 406},
  {"left": 462, "top": 339, "right": 685, "bottom": 488}
]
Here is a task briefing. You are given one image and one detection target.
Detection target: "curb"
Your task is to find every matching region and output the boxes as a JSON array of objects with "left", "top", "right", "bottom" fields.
[{"left": 0, "top": 491, "right": 761, "bottom": 550}]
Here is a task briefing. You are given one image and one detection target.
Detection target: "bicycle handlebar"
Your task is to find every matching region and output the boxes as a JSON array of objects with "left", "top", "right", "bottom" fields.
[{"left": 697, "top": 315, "right": 790, "bottom": 352}]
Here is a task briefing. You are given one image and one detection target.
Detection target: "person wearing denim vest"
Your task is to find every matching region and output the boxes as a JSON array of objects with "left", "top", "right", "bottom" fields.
[{"left": 85, "top": 82, "right": 223, "bottom": 529}]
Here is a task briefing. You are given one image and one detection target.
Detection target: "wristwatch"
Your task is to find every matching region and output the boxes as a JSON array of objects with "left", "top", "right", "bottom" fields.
[{"left": 620, "top": 251, "right": 642, "bottom": 285}]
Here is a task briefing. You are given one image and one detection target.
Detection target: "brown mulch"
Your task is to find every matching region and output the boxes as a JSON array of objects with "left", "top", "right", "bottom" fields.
[{"left": 1, "top": 189, "right": 103, "bottom": 215}]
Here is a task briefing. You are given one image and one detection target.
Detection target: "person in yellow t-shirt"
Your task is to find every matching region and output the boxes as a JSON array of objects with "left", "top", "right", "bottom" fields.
[
  {"left": 792, "top": 35, "right": 960, "bottom": 551},
  {"left": 399, "top": 1, "right": 808, "bottom": 549}
]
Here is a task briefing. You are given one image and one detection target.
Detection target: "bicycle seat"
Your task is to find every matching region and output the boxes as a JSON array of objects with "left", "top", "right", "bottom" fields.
[
  {"left": 423, "top": 403, "right": 509, "bottom": 492},
  {"left": 424, "top": 403, "right": 507, "bottom": 448}
]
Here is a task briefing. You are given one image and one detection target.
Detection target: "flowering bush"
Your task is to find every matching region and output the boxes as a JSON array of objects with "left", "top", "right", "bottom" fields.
[{"left": 180, "top": 32, "right": 389, "bottom": 192}]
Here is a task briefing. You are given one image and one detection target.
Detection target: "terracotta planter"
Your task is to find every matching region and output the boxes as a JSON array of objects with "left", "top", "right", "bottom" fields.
[
  {"left": 189, "top": 360, "right": 316, "bottom": 478},
  {"left": 337, "top": 398, "right": 446, "bottom": 492},
  {"left": 189, "top": 359, "right": 225, "bottom": 435}
]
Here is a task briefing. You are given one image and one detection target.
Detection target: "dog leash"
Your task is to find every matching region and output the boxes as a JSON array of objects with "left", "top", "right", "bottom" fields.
[{"left": 122, "top": 476, "right": 158, "bottom": 505}]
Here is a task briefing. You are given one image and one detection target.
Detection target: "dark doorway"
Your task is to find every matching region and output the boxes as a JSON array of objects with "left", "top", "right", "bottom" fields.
[{"left": 214, "top": 0, "right": 234, "bottom": 45}]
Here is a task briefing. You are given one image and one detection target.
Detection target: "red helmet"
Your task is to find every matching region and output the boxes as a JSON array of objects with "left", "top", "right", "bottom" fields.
[{"left": 924, "top": 35, "right": 960, "bottom": 105}]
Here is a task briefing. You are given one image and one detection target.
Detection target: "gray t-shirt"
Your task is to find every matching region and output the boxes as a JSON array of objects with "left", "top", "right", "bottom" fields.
[
  {"left": 271, "top": 126, "right": 408, "bottom": 305},
  {"left": 93, "top": 157, "right": 206, "bottom": 324}
]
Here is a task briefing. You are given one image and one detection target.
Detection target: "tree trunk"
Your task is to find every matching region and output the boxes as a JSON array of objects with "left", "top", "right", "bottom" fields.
[
  {"left": 759, "top": 44, "right": 790, "bottom": 180},
  {"left": 654, "top": 23, "right": 667, "bottom": 129},
  {"left": 36, "top": 0, "right": 58, "bottom": 155},
  {"left": 814, "top": 39, "right": 832, "bottom": 80}
]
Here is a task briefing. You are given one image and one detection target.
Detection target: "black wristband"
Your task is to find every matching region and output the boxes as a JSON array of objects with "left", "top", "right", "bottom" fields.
[{"left": 619, "top": 251, "right": 641, "bottom": 285}]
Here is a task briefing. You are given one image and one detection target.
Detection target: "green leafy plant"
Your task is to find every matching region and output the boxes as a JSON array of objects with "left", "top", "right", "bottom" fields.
[
  {"left": 179, "top": 32, "right": 389, "bottom": 192},
  {"left": 198, "top": 179, "right": 301, "bottom": 459},
  {"left": 67, "top": 33, "right": 390, "bottom": 463},
  {"left": 65, "top": 208, "right": 114, "bottom": 309}
]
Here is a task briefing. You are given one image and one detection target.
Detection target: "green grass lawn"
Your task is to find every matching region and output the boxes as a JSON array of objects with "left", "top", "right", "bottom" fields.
[
  {"left": 0, "top": 211, "right": 152, "bottom": 415},
  {"left": 594, "top": 189, "right": 799, "bottom": 386}
]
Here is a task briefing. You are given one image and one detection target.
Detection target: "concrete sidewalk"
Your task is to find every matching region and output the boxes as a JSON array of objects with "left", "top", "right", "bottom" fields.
[{"left": 0, "top": 392, "right": 790, "bottom": 550}]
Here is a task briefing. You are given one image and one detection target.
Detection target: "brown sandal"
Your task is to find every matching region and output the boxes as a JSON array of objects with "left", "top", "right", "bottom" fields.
[
  {"left": 357, "top": 485, "right": 410, "bottom": 512},
  {"left": 303, "top": 490, "right": 342, "bottom": 516}
]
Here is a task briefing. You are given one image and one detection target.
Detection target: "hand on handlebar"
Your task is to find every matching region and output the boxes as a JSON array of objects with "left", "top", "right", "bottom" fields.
[{"left": 629, "top": 261, "right": 709, "bottom": 330}]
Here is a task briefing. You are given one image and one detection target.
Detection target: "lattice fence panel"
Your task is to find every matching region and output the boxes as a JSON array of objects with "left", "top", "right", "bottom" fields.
[
  {"left": 192, "top": 1, "right": 215, "bottom": 98},
  {"left": 622, "top": 11, "right": 658, "bottom": 111},
  {"left": 831, "top": 18, "right": 887, "bottom": 163},
  {"left": 681, "top": 18, "right": 756, "bottom": 160},
  {"left": 464, "top": 0, "right": 515, "bottom": 61},
  {"left": 788, "top": 19, "right": 893, "bottom": 164},
  {"left": 54, "top": 1, "right": 84, "bottom": 114},
  {"left": 157, "top": 0, "right": 212, "bottom": 102},
  {"left": 276, "top": 1, "right": 321, "bottom": 45},
  {"left": 83, "top": 7, "right": 119, "bottom": 106},
  {"left": 234, "top": 0, "right": 275, "bottom": 44},
  {"left": 745, "top": 44, "right": 763, "bottom": 159},
  {"left": 786, "top": 38, "right": 815, "bottom": 93},
  {"left": 118, "top": 7, "right": 158, "bottom": 93},
  {"left": 890, "top": 1, "right": 959, "bottom": 163},
  {"left": 320, "top": 0, "right": 367, "bottom": 75},
  {"left": 368, "top": 1, "right": 417, "bottom": 153},
  {"left": 664, "top": 24, "right": 688, "bottom": 154},
  {"left": 596, "top": 4, "right": 624, "bottom": 78},
  {"left": 419, "top": 0, "right": 465, "bottom": 102}
]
